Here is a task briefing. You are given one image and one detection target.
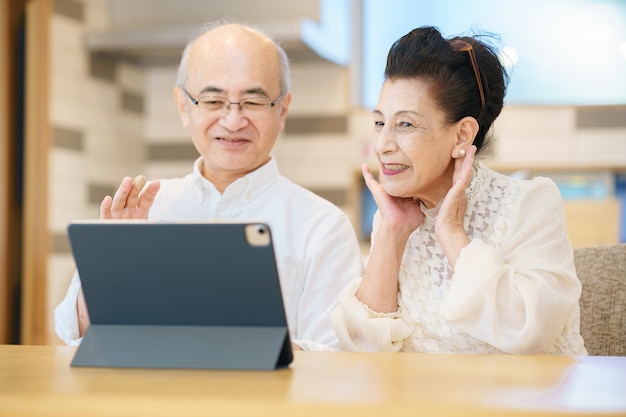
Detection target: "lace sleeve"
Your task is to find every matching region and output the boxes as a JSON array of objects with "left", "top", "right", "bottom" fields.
[
  {"left": 440, "top": 178, "right": 581, "bottom": 354},
  {"left": 332, "top": 278, "right": 413, "bottom": 352}
]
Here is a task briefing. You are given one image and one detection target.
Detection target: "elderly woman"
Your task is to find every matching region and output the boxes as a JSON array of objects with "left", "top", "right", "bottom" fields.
[{"left": 332, "top": 26, "right": 586, "bottom": 355}]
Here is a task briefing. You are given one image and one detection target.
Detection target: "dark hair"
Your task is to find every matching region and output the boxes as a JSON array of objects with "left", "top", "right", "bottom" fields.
[{"left": 384, "top": 26, "right": 509, "bottom": 152}]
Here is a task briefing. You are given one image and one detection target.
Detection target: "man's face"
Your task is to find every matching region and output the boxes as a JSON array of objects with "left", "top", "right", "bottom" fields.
[{"left": 175, "top": 25, "right": 291, "bottom": 191}]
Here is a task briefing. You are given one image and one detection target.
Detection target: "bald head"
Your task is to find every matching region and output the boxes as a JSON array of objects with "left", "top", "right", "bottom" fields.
[
  {"left": 172, "top": 21, "right": 293, "bottom": 192},
  {"left": 176, "top": 22, "right": 290, "bottom": 96}
]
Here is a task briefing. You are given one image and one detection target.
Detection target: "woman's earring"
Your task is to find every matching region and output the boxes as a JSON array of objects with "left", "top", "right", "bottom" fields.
[{"left": 459, "top": 149, "right": 466, "bottom": 158}]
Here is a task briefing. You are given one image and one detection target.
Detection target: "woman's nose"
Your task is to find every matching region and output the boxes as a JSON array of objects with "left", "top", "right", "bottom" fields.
[{"left": 375, "top": 127, "right": 396, "bottom": 155}]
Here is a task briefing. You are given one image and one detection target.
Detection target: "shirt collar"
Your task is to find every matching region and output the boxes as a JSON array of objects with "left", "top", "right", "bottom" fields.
[{"left": 191, "top": 156, "right": 280, "bottom": 203}]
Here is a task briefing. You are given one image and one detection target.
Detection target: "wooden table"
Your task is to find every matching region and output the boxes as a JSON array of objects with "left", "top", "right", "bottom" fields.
[{"left": 1, "top": 345, "right": 625, "bottom": 416}]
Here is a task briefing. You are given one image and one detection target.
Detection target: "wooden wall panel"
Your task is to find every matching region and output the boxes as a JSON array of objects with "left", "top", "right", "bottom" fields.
[
  {"left": 0, "top": 0, "right": 26, "bottom": 344},
  {"left": 21, "top": 0, "right": 51, "bottom": 344}
]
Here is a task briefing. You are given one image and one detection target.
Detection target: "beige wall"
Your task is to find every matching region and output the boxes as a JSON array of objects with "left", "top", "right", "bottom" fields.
[
  {"left": 48, "top": 3, "right": 146, "bottom": 344},
  {"left": 45, "top": 1, "right": 625, "bottom": 345}
]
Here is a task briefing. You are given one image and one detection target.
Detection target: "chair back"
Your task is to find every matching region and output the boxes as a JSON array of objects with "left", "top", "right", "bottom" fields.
[{"left": 574, "top": 243, "right": 626, "bottom": 356}]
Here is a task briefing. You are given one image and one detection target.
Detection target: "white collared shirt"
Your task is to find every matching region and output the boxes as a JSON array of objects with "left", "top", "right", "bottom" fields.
[{"left": 55, "top": 157, "right": 364, "bottom": 351}]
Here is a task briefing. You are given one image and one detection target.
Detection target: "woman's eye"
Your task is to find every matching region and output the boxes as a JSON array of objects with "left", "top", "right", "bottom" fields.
[
  {"left": 374, "top": 121, "right": 384, "bottom": 130},
  {"left": 397, "top": 121, "right": 414, "bottom": 130}
]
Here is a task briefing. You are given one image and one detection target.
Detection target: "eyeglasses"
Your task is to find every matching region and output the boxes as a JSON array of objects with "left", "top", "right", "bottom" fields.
[
  {"left": 183, "top": 88, "right": 282, "bottom": 118},
  {"left": 449, "top": 39, "right": 485, "bottom": 115}
]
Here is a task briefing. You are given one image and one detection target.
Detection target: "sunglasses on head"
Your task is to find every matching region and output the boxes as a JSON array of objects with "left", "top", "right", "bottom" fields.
[{"left": 449, "top": 39, "right": 485, "bottom": 116}]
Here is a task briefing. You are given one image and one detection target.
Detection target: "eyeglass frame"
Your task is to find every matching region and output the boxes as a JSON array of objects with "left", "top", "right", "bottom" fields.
[
  {"left": 449, "top": 39, "right": 486, "bottom": 116},
  {"left": 182, "top": 87, "right": 283, "bottom": 117}
]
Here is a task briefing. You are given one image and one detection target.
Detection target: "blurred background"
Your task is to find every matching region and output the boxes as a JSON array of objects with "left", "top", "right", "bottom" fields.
[{"left": 1, "top": 0, "right": 625, "bottom": 345}]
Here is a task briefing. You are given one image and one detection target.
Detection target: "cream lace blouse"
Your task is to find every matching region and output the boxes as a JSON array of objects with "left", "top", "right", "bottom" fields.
[{"left": 332, "top": 162, "right": 587, "bottom": 355}]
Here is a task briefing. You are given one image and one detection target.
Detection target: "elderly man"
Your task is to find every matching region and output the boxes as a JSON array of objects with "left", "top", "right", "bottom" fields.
[{"left": 55, "top": 22, "right": 363, "bottom": 351}]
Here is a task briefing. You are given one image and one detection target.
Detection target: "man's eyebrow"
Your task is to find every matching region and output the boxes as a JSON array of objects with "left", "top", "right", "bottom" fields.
[
  {"left": 242, "top": 87, "right": 270, "bottom": 97},
  {"left": 198, "top": 86, "right": 225, "bottom": 95},
  {"left": 197, "top": 86, "right": 270, "bottom": 97}
]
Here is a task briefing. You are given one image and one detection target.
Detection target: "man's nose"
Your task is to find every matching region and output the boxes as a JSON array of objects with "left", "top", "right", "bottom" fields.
[{"left": 219, "top": 105, "right": 249, "bottom": 130}]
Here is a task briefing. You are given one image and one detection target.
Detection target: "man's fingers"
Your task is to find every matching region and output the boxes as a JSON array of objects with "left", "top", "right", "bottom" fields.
[
  {"left": 133, "top": 175, "right": 146, "bottom": 193},
  {"left": 110, "top": 177, "right": 133, "bottom": 212},
  {"left": 137, "top": 180, "right": 160, "bottom": 213},
  {"left": 125, "top": 175, "right": 146, "bottom": 209},
  {"left": 99, "top": 195, "right": 113, "bottom": 219}
]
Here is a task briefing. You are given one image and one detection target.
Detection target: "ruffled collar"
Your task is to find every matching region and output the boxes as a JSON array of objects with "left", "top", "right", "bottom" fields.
[{"left": 421, "top": 161, "right": 491, "bottom": 219}]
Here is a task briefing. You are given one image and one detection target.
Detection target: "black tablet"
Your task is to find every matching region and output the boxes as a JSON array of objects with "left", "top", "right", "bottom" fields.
[{"left": 67, "top": 220, "right": 293, "bottom": 370}]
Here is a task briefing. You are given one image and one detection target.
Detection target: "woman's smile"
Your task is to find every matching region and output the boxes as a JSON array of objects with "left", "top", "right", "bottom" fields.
[{"left": 381, "top": 163, "right": 410, "bottom": 176}]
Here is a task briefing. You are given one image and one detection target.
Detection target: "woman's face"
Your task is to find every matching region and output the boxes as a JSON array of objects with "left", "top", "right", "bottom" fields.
[{"left": 373, "top": 78, "right": 461, "bottom": 208}]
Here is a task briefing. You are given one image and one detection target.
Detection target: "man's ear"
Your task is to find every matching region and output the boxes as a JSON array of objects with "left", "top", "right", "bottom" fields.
[
  {"left": 452, "top": 116, "right": 479, "bottom": 157},
  {"left": 277, "top": 92, "right": 292, "bottom": 130},
  {"left": 173, "top": 86, "right": 190, "bottom": 128}
]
